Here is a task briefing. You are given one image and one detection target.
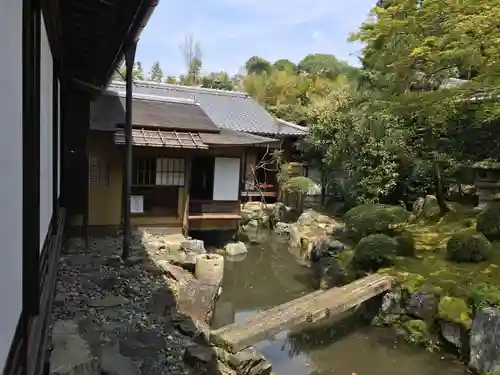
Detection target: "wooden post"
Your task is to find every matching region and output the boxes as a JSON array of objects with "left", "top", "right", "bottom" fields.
[
  {"left": 183, "top": 154, "right": 193, "bottom": 236},
  {"left": 122, "top": 40, "right": 137, "bottom": 260}
]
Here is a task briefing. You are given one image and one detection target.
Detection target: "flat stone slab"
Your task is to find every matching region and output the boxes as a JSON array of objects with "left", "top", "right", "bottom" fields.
[{"left": 50, "top": 320, "right": 100, "bottom": 375}]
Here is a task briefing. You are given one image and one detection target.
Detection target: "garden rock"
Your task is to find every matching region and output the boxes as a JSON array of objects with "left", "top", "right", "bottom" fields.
[
  {"left": 183, "top": 345, "right": 217, "bottom": 373},
  {"left": 50, "top": 320, "right": 100, "bottom": 375},
  {"left": 469, "top": 307, "right": 500, "bottom": 374},
  {"left": 406, "top": 291, "right": 438, "bottom": 322},
  {"left": 181, "top": 239, "right": 205, "bottom": 254},
  {"left": 438, "top": 296, "right": 471, "bottom": 354},
  {"left": 274, "top": 222, "right": 291, "bottom": 235},
  {"left": 372, "top": 287, "right": 405, "bottom": 326},
  {"left": 101, "top": 344, "right": 140, "bottom": 375},
  {"left": 412, "top": 197, "right": 425, "bottom": 217},
  {"left": 309, "top": 235, "right": 345, "bottom": 261},
  {"left": 225, "top": 241, "right": 248, "bottom": 256},
  {"left": 227, "top": 347, "right": 272, "bottom": 375},
  {"left": 476, "top": 202, "right": 500, "bottom": 239},
  {"left": 422, "top": 195, "right": 440, "bottom": 218}
]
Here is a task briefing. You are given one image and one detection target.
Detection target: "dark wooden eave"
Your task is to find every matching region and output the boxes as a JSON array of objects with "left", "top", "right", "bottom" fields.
[{"left": 47, "top": 0, "right": 159, "bottom": 99}]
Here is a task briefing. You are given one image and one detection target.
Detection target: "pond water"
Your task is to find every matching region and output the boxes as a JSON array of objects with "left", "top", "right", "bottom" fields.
[{"left": 212, "top": 237, "right": 469, "bottom": 375}]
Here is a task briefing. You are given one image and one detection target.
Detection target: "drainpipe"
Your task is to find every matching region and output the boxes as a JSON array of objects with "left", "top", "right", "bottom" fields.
[{"left": 122, "top": 40, "right": 137, "bottom": 260}]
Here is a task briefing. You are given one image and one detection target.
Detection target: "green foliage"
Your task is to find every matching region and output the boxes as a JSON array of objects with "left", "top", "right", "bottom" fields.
[
  {"left": 476, "top": 202, "right": 500, "bottom": 240},
  {"left": 281, "top": 176, "right": 316, "bottom": 194},
  {"left": 164, "top": 75, "right": 177, "bottom": 84},
  {"left": 446, "top": 232, "right": 492, "bottom": 263},
  {"left": 345, "top": 204, "right": 411, "bottom": 236},
  {"left": 297, "top": 54, "right": 353, "bottom": 80},
  {"left": 201, "top": 72, "right": 234, "bottom": 90},
  {"left": 470, "top": 282, "right": 500, "bottom": 310},
  {"left": 273, "top": 59, "right": 297, "bottom": 73},
  {"left": 245, "top": 56, "right": 272, "bottom": 75},
  {"left": 394, "top": 232, "right": 416, "bottom": 257},
  {"left": 148, "top": 61, "right": 163, "bottom": 82},
  {"left": 179, "top": 34, "right": 202, "bottom": 86},
  {"left": 353, "top": 233, "right": 397, "bottom": 271},
  {"left": 402, "top": 320, "right": 437, "bottom": 350},
  {"left": 351, "top": 0, "right": 500, "bottom": 91}
]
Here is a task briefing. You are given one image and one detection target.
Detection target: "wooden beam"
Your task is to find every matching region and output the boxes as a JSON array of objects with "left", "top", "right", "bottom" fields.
[{"left": 210, "top": 274, "right": 394, "bottom": 353}]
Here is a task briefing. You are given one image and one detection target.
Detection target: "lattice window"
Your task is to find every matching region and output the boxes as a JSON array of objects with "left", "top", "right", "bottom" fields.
[
  {"left": 133, "top": 156, "right": 185, "bottom": 186},
  {"left": 89, "top": 153, "right": 109, "bottom": 186}
]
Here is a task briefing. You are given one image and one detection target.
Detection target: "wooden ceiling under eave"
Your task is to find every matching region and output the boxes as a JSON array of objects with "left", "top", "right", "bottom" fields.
[{"left": 42, "top": 0, "right": 159, "bottom": 99}]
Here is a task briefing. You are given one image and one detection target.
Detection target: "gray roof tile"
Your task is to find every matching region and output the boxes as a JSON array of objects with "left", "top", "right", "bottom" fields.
[{"left": 107, "top": 81, "right": 306, "bottom": 137}]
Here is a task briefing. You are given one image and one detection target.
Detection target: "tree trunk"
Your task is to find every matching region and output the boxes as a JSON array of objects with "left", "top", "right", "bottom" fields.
[{"left": 433, "top": 156, "right": 449, "bottom": 214}]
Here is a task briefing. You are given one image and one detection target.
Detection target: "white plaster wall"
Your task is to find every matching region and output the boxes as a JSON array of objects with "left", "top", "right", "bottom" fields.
[
  {"left": 40, "top": 15, "right": 54, "bottom": 249},
  {"left": 213, "top": 157, "right": 241, "bottom": 201},
  {"left": 0, "top": 0, "right": 23, "bottom": 371}
]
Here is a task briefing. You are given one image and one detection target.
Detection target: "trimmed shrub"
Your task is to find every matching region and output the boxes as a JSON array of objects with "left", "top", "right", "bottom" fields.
[
  {"left": 446, "top": 232, "right": 492, "bottom": 263},
  {"left": 345, "top": 204, "right": 411, "bottom": 237},
  {"left": 476, "top": 202, "right": 500, "bottom": 240},
  {"left": 353, "top": 234, "right": 397, "bottom": 272},
  {"left": 394, "top": 232, "right": 416, "bottom": 257}
]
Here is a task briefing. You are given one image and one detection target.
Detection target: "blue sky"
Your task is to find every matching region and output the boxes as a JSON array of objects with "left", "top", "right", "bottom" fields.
[{"left": 136, "top": 0, "right": 377, "bottom": 77}]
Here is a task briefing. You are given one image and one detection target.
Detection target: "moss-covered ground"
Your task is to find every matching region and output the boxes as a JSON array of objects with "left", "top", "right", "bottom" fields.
[{"left": 376, "top": 203, "right": 500, "bottom": 307}]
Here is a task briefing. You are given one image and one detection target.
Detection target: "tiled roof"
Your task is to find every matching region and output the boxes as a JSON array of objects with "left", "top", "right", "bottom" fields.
[
  {"left": 199, "top": 129, "right": 280, "bottom": 146},
  {"left": 90, "top": 91, "right": 219, "bottom": 133},
  {"left": 107, "top": 81, "right": 306, "bottom": 137}
]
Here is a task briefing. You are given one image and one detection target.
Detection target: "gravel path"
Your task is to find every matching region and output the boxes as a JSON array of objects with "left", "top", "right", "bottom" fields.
[{"left": 50, "top": 235, "right": 199, "bottom": 375}]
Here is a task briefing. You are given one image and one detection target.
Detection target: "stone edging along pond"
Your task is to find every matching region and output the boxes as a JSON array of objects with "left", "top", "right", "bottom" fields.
[{"left": 239, "top": 202, "right": 500, "bottom": 375}]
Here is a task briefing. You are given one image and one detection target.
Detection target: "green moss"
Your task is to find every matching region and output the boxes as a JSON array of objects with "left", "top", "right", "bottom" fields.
[
  {"left": 470, "top": 282, "right": 500, "bottom": 310},
  {"left": 438, "top": 296, "right": 472, "bottom": 329},
  {"left": 340, "top": 203, "right": 500, "bottom": 310},
  {"left": 401, "top": 320, "right": 437, "bottom": 350}
]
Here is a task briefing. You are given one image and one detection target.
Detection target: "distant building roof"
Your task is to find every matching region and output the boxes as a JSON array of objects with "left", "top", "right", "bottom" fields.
[
  {"left": 200, "top": 129, "right": 280, "bottom": 147},
  {"left": 107, "top": 81, "right": 306, "bottom": 137},
  {"left": 90, "top": 91, "right": 220, "bottom": 133}
]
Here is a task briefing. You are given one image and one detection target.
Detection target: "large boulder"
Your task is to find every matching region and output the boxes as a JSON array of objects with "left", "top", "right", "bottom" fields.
[
  {"left": 476, "top": 202, "right": 500, "bottom": 240},
  {"left": 345, "top": 204, "right": 411, "bottom": 237},
  {"left": 181, "top": 239, "right": 205, "bottom": 254},
  {"left": 309, "top": 235, "right": 345, "bottom": 261},
  {"left": 225, "top": 242, "right": 248, "bottom": 256},
  {"left": 406, "top": 291, "right": 439, "bottom": 322},
  {"left": 422, "top": 195, "right": 440, "bottom": 218},
  {"left": 274, "top": 222, "right": 291, "bottom": 236},
  {"left": 469, "top": 307, "right": 500, "bottom": 374},
  {"left": 372, "top": 287, "right": 406, "bottom": 326},
  {"left": 297, "top": 209, "right": 330, "bottom": 227},
  {"left": 437, "top": 296, "right": 471, "bottom": 354},
  {"left": 446, "top": 232, "right": 492, "bottom": 263}
]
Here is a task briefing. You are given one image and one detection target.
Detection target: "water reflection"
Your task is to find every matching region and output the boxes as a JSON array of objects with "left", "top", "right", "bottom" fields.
[{"left": 213, "top": 237, "right": 468, "bottom": 375}]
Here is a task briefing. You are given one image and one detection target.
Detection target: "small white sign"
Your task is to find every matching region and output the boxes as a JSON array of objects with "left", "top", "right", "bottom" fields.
[{"left": 130, "top": 195, "right": 144, "bottom": 213}]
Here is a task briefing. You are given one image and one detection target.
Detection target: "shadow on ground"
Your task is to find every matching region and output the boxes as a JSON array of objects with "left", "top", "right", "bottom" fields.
[{"left": 49, "top": 232, "right": 228, "bottom": 375}]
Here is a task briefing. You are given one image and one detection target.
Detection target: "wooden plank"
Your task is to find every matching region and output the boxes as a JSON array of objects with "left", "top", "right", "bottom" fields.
[
  {"left": 188, "top": 213, "right": 242, "bottom": 220},
  {"left": 210, "top": 274, "right": 394, "bottom": 353}
]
